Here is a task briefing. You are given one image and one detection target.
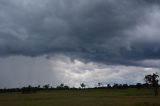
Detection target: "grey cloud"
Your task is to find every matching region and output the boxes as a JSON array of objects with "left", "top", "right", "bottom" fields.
[
  {"left": 135, "top": 59, "right": 160, "bottom": 68},
  {"left": 0, "top": 0, "right": 160, "bottom": 67},
  {"left": 1, "top": 55, "right": 158, "bottom": 88}
]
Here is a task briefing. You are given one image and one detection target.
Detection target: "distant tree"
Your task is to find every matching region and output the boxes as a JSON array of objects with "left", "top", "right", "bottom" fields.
[
  {"left": 60, "top": 83, "right": 64, "bottom": 88},
  {"left": 136, "top": 83, "right": 142, "bottom": 89},
  {"left": 80, "top": 83, "right": 86, "bottom": 89},
  {"left": 64, "top": 85, "right": 70, "bottom": 89},
  {"left": 56, "top": 83, "right": 68, "bottom": 89},
  {"left": 144, "top": 73, "right": 159, "bottom": 96},
  {"left": 21, "top": 85, "right": 37, "bottom": 94},
  {"left": 142, "top": 83, "right": 150, "bottom": 88},
  {"left": 107, "top": 84, "right": 111, "bottom": 88},
  {"left": 98, "top": 83, "right": 102, "bottom": 87},
  {"left": 37, "top": 85, "right": 41, "bottom": 88},
  {"left": 122, "top": 84, "right": 128, "bottom": 89},
  {"left": 43, "top": 84, "right": 50, "bottom": 89},
  {"left": 113, "top": 83, "right": 119, "bottom": 88}
]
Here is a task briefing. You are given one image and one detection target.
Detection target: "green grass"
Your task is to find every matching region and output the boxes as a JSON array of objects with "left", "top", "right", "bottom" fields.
[{"left": 0, "top": 89, "right": 159, "bottom": 106}]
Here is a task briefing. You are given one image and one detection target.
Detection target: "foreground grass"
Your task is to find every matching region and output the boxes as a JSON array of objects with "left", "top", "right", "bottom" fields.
[{"left": 0, "top": 89, "right": 159, "bottom": 106}]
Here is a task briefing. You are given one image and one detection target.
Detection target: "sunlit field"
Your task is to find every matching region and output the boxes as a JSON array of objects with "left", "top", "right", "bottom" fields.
[{"left": 0, "top": 89, "right": 159, "bottom": 106}]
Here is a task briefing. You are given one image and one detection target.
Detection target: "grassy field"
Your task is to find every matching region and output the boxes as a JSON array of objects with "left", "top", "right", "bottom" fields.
[{"left": 0, "top": 89, "right": 160, "bottom": 106}]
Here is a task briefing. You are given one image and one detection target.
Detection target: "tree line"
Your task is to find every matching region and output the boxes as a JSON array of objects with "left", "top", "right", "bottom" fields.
[{"left": 0, "top": 73, "right": 159, "bottom": 96}]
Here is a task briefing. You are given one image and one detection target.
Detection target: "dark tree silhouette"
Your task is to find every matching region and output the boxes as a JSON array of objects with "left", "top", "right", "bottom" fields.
[
  {"left": 21, "top": 85, "right": 37, "bottom": 94},
  {"left": 60, "top": 83, "right": 64, "bottom": 88},
  {"left": 136, "top": 83, "right": 142, "bottom": 89},
  {"left": 80, "top": 83, "right": 86, "bottom": 89},
  {"left": 56, "top": 83, "right": 69, "bottom": 89},
  {"left": 98, "top": 83, "right": 102, "bottom": 87},
  {"left": 144, "top": 73, "right": 159, "bottom": 96},
  {"left": 113, "top": 83, "right": 119, "bottom": 88},
  {"left": 43, "top": 84, "right": 50, "bottom": 89},
  {"left": 107, "top": 84, "right": 111, "bottom": 88}
]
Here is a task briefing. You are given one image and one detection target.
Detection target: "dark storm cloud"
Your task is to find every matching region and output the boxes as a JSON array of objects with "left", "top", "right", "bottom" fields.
[{"left": 0, "top": 0, "right": 160, "bottom": 66}]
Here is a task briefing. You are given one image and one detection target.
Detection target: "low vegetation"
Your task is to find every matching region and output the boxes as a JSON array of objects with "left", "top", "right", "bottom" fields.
[{"left": 0, "top": 89, "right": 159, "bottom": 106}]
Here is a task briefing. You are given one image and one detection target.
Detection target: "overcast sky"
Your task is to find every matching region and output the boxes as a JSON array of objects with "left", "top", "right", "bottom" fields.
[{"left": 0, "top": 0, "right": 160, "bottom": 88}]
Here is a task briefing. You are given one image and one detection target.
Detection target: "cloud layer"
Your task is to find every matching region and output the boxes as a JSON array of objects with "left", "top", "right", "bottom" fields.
[
  {"left": 0, "top": 55, "right": 158, "bottom": 88},
  {"left": 0, "top": 0, "right": 160, "bottom": 66},
  {"left": 0, "top": 0, "right": 160, "bottom": 88}
]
